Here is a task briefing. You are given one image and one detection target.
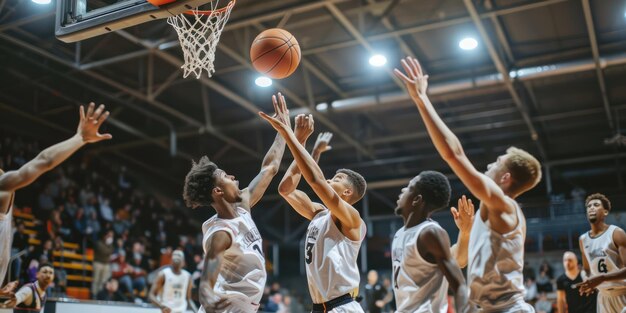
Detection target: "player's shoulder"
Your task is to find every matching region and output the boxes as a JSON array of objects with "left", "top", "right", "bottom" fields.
[{"left": 611, "top": 225, "right": 626, "bottom": 245}]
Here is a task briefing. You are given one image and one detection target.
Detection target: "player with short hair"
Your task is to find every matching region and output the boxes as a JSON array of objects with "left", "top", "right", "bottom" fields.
[
  {"left": 149, "top": 250, "right": 196, "bottom": 313},
  {"left": 390, "top": 172, "right": 469, "bottom": 313},
  {"left": 263, "top": 103, "right": 367, "bottom": 313},
  {"left": 184, "top": 93, "right": 289, "bottom": 313},
  {"left": 577, "top": 193, "right": 626, "bottom": 312}
]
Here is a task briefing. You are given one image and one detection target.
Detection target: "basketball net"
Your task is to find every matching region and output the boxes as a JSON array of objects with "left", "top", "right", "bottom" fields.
[{"left": 167, "top": 0, "right": 235, "bottom": 79}]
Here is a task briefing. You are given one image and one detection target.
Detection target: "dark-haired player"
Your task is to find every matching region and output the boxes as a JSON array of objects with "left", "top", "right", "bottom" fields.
[
  {"left": 577, "top": 193, "right": 626, "bottom": 312},
  {"left": 262, "top": 106, "right": 366, "bottom": 313},
  {"left": 390, "top": 173, "right": 468, "bottom": 312},
  {"left": 183, "top": 93, "right": 289, "bottom": 313}
]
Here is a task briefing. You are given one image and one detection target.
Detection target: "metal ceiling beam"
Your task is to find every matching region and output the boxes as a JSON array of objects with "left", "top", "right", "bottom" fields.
[
  {"left": 302, "top": 0, "right": 567, "bottom": 56},
  {"left": 324, "top": 2, "right": 405, "bottom": 91},
  {"left": 364, "top": 0, "right": 417, "bottom": 60},
  {"left": 0, "top": 33, "right": 260, "bottom": 159},
  {"left": 463, "top": 0, "right": 547, "bottom": 160},
  {"left": 582, "top": 0, "right": 614, "bottom": 130}
]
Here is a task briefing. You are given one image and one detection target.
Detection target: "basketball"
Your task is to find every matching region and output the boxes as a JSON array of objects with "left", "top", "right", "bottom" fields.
[{"left": 250, "top": 28, "right": 301, "bottom": 79}]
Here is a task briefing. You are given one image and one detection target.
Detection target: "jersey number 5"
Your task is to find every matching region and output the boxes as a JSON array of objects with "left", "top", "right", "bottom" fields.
[
  {"left": 598, "top": 258, "right": 608, "bottom": 273},
  {"left": 305, "top": 242, "right": 314, "bottom": 264}
]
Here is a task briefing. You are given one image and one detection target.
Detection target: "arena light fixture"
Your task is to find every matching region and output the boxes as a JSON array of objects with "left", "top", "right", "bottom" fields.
[
  {"left": 369, "top": 54, "right": 387, "bottom": 67},
  {"left": 255, "top": 76, "right": 273, "bottom": 87},
  {"left": 32, "top": 0, "right": 51, "bottom": 4},
  {"left": 459, "top": 37, "right": 478, "bottom": 50}
]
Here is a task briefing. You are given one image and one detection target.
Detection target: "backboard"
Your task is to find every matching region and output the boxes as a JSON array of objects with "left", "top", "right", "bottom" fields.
[{"left": 55, "top": 0, "right": 214, "bottom": 43}]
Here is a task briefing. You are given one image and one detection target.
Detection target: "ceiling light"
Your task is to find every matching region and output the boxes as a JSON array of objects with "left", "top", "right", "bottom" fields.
[
  {"left": 32, "top": 0, "right": 51, "bottom": 4},
  {"left": 255, "top": 76, "right": 272, "bottom": 87},
  {"left": 459, "top": 37, "right": 478, "bottom": 50},
  {"left": 369, "top": 54, "right": 387, "bottom": 67}
]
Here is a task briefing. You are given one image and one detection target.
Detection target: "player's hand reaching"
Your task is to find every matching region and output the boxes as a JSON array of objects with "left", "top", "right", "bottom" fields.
[
  {"left": 0, "top": 281, "right": 18, "bottom": 297},
  {"left": 259, "top": 93, "right": 291, "bottom": 132},
  {"left": 294, "top": 114, "right": 314, "bottom": 143},
  {"left": 77, "top": 102, "right": 113, "bottom": 144},
  {"left": 1, "top": 295, "right": 16, "bottom": 308},
  {"left": 451, "top": 195, "right": 475, "bottom": 234},
  {"left": 394, "top": 57, "right": 429, "bottom": 101},
  {"left": 575, "top": 275, "right": 604, "bottom": 296},
  {"left": 160, "top": 306, "right": 172, "bottom": 313},
  {"left": 313, "top": 132, "right": 333, "bottom": 155}
]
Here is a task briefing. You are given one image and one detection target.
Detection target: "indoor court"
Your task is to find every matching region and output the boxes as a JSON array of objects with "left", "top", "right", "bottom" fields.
[{"left": 0, "top": 0, "right": 626, "bottom": 312}]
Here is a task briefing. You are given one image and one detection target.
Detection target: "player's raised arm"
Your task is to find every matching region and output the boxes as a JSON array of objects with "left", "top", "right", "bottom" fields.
[
  {"left": 0, "top": 103, "right": 112, "bottom": 196},
  {"left": 418, "top": 226, "right": 469, "bottom": 313},
  {"left": 198, "top": 231, "right": 232, "bottom": 310},
  {"left": 240, "top": 93, "right": 290, "bottom": 211},
  {"left": 394, "top": 57, "right": 513, "bottom": 214},
  {"left": 450, "top": 196, "right": 475, "bottom": 268},
  {"left": 259, "top": 100, "right": 362, "bottom": 239},
  {"left": 278, "top": 115, "right": 332, "bottom": 220}
]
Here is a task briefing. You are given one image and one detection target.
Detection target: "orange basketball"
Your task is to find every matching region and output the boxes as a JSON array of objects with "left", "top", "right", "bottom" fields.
[{"left": 250, "top": 28, "right": 301, "bottom": 79}]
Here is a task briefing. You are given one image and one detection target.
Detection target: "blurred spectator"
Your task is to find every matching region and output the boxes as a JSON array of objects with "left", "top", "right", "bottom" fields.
[
  {"left": 556, "top": 252, "right": 596, "bottom": 313},
  {"left": 534, "top": 292, "right": 553, "bottom": 313},
  {"left": 524, "top": 278, "right": 538, "bottom": 302},
  {"left": 93, "top": 230, "right": 115, "bottom": 297},
  {"left": 96, "top": 278, "right": 128, "bottom": 302},
  {"left": 536, "top": 270, "right": 553, "bottom": 293},
  {"left": 363, "top": 270, "right": 386, "bottom": 313},
  {"left": 112, "top": 251, "right": 145, "bottom": 295}
]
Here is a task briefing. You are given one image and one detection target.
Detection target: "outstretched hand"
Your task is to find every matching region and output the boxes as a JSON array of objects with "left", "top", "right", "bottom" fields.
[
  {"left": 451, "top": 195, "right": 475, "bottom": 234},
  {"left": 313, "top": 132, "right": 333, "bottom": 155},
  {"left": 575, "top": 275, "right": 604, "bottom": 296},
  {"left": 259, "top": 93, "right": 291, "bottom": 132},
  {"left": 0, "top": 281, "right": 17, "bottom": 297},
  {"left": 393, "top": 57, "right": 429, "bottom": 100},
  {"left": 294, "top": 114, "right": 314, "bottom": 143},
  {"left": 77, "top": 102, "right": 113, "bottom": 143}
]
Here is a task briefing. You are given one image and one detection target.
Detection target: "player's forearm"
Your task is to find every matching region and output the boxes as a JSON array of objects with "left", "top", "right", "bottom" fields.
[
  {"left": 411, "top": 94, "right": 466, "bottom": 161},
  {"left": 598, "top": 267, "right": 626, "bottom": 282},
  {"left": 148, "top": 292, "right": 164, "bottom": 309},
  {"left": 556, "top": 298, "right": 566, "bottom": 313},
  {"left": 279, "top": 129, "right": 326, "bottom": 185},
  {"left": 198, "top": 254, "right": 223, "bottom": 308},
  {"left": 451, "top": 232, "right": 470, "bottom": 268},
  {"left": 453, "top": 284, "right": 469, "bottom": 313},
  {"left": 279, "top": 140, "right": 321, "bottom": 196},
  {"left": 260, "top": 133, "right": 286, "bottom": 175},
  {"left": 39, "top": 134, "right": 86, "bottom": 169}
]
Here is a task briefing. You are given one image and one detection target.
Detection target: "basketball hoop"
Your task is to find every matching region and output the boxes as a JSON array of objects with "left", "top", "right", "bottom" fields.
[{"left": 155, "top": 0, "right": 236, "bottom": 79}]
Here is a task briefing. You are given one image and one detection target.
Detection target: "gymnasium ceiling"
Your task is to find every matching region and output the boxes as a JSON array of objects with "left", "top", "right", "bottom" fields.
[{"left": 1, "top": 0, "right": 626, "bottom": 218}]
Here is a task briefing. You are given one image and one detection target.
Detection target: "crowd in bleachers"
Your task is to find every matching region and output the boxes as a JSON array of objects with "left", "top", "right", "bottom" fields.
[{"left": 2, "top": 131, "right": 307, "bottom": 311}]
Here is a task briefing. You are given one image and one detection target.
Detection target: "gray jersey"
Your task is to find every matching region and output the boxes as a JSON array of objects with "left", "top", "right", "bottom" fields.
[
  {"left": 304, "top": 209, "right": 365, "bottom": 304},
  {"left": 581, "top": 225, "right": 626, "bottom": 293},
  {"left": 200, "top": 207, "right": 265, "bottom": 313},
  {"left": 467, "top": 203, "right": 528, "bottom": 311},
  {"left": 0, "top": 193, "right": 14, "bottom": 287},
  {"left": 391, "top": 220, "right": 448, "bottom": 313}
]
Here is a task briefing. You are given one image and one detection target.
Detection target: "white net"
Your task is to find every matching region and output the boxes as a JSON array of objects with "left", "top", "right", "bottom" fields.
[{"left": 167, "top": 0, "right": 235, "bottom": 79}]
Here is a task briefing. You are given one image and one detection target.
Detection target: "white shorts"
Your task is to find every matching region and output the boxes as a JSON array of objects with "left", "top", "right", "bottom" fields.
[
  {"left": 468, "top": 300, "right": 535, "bottom": 313},
  {"left": 311, "top": 301, "right": 364, "bottom": 313},
  {"left": 199, "top": 294, "right": 260, "bottom": 313},
  {"left": 598, "top": 291, "right": 626, "bottom": 313}
]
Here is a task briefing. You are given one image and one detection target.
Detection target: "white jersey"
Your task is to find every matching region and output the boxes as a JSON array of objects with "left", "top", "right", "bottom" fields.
[
  {"left": 391, "top": 220, "right": 448, "bottom": 313},
  {"left": 581, "top": 225, "right": 626, "bottom": 293},
  {"left": 0, "top": 193, "right": 14, "bottom": 287},
  {"left": 467, "top": 203, "right": 529, "bottom": 311},
  {"left": 161, "top": 267, "right": 191, "bottom": 313},
  {"left": 304, "top": 209, "right": 365, "bottom": 304},
  {"left": 199, "top": 207, "right": 266, "bottom": 313}
]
